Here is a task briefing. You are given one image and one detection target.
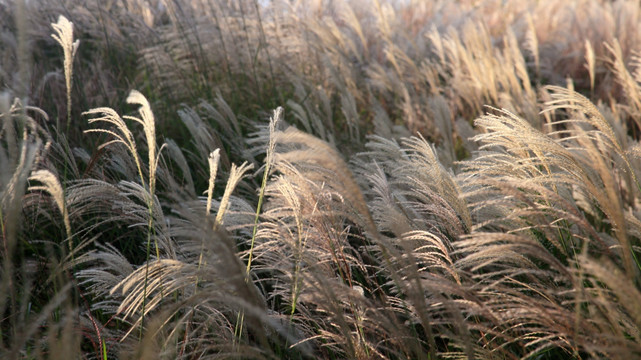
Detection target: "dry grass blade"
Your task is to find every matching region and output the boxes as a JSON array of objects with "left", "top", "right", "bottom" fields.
[{"left": 585, "top": 40, "right": 596, "bottom": 92}]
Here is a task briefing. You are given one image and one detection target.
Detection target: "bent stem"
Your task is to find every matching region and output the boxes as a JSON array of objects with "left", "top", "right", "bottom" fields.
[{"left": 234, "top": 107, "right": 282, "bottom": 346}]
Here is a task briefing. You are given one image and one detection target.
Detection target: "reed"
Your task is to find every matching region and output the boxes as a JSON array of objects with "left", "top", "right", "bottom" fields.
[{"left": 2, "top": 0, "right": 641, "bottom": 358}]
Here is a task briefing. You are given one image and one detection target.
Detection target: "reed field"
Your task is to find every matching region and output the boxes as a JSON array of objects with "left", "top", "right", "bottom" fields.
[{"left": 2, "top": 0, "right": 641, "bottom": 358}]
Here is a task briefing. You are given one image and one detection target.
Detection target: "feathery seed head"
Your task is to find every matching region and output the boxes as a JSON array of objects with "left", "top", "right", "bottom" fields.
[{"left": 206, "top": 149, "right": 221, "bottom": 215}]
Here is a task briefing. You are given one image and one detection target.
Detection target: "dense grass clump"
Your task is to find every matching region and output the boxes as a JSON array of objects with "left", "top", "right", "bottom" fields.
[{"left": 2, "top": 0, "right": 641, "bottom": 359}]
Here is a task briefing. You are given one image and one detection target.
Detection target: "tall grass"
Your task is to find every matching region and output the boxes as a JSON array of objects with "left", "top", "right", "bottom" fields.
[{"left": 2, "top": 0, "right": 641, "bottom": 359}]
